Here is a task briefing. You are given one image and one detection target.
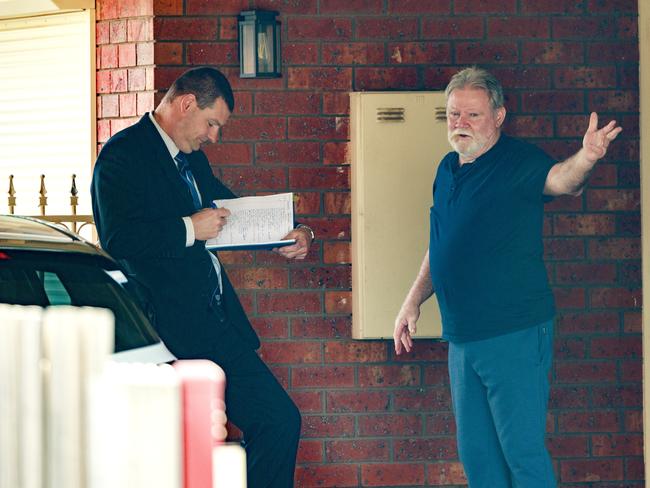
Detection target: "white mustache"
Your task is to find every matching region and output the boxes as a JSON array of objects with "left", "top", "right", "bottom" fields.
[{"left": 450, "top": 130, "right": 472, "bottom": 138}]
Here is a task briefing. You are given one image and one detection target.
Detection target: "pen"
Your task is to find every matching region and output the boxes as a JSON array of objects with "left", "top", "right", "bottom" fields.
[{"left": 210, "top": 200, "right": 218, "bottom": 209}]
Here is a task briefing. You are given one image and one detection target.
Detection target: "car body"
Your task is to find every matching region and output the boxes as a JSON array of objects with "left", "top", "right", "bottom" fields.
[{"left": 0, "top": 214, "right": 175, "bottom": 363}]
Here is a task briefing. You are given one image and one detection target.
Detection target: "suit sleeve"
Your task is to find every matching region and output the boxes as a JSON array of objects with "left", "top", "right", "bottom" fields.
[{"left": 92, "top": 144, "right": 187, "bottom": 260}]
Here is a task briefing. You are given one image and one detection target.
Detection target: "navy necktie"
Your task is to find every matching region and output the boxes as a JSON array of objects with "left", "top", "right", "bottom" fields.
[{"left": 174, "top": 152, "right": 202, "bottom": 210}]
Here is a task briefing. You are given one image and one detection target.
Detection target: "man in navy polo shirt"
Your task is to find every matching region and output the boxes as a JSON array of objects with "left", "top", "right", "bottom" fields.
[{"left": 393, "top": 67, "right": 622, "bottom": 488}]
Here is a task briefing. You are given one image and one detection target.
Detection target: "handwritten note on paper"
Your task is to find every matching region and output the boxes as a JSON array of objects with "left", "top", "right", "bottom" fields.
[{"left": 205, "top": 193, "right": 295, "bottom": 250}]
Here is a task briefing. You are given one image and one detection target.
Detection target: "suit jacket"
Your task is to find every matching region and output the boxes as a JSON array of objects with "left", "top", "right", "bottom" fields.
[{"left": 91, "top": 114, "right": 260, "bottom": 361}]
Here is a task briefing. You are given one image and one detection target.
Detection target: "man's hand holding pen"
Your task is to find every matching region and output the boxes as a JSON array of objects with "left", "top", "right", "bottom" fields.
[{"left": 191, "top": 207, "right": 231, "bottom": 241}]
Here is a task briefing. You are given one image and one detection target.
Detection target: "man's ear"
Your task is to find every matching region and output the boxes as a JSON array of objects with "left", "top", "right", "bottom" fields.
[
  {"left": 179, "top": 93, "right": 196, "bottom": 113},
  {"left": 495, "top": 106, "right": 506, "bottom": 127}
]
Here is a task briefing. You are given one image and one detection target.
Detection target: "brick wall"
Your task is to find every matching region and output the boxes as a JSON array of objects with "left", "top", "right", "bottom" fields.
[{"left": 96, "top": 0, "right": 642, "bottom": 486}]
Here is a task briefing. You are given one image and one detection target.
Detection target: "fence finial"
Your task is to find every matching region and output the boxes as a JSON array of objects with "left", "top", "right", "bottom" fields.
[
  {"left": 8, "top": 175, "right": 15, "bottom": 215},
  {"left": 39, "top": 174, "right": 47, "bottom": 216}
]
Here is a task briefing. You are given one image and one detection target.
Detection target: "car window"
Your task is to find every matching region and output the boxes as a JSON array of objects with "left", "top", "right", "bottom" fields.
[{"left": 0, "top": 251, "right": 160, "bottom": 353}]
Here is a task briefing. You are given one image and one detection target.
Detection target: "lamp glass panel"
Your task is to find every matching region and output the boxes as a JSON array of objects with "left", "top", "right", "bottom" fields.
[
  {"left": 256, "top": 23, "right": 274, "bottom": 73},
  {"left": 241, "top": 23, "right": 255, "bottom": 75}
]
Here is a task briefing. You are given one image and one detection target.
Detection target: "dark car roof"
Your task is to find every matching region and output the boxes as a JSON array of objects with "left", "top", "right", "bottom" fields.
[{"left": 0, "top": 215, "right": 106, "bottom": 257}]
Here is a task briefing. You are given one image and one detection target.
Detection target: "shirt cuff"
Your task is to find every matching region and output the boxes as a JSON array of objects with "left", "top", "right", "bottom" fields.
[{"left": 182, "top": 216, "right": 195, "bottom": 247}]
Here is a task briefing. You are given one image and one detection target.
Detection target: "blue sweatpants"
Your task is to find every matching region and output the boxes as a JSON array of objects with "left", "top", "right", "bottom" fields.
[{"left": 448, "top": 320, "right": 556, "bottom": 488}]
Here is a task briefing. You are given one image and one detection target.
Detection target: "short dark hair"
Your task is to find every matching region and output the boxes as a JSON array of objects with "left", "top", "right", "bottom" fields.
[
  {"left": 164, "top": 67, "right": 235, "bottom": 112},
  {"left": 445, "top": 66, "right": 504, "bottom": 111}
]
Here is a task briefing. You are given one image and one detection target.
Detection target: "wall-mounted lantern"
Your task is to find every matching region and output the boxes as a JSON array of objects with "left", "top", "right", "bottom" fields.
[{"left": 238, "top": 10, "right": 281, "bottom": 78}]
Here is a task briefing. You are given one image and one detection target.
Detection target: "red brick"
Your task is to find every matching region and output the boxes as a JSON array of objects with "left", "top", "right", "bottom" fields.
[
  {"left": 560, "top": 458, "right": 624, "bottom": 482},
  {"left": 323, "top": 241, "right": 351, "bottom": 264},
  {"left": 617, "top": 15, "right": 638, "bottom": 39},
  {"left": 521, "top": 0, "right": 583, "bottom": 13},
  {"left": 358, "top": 414, "right": 422, "bottom": 437},
  {"left": 154, "top": 18, "right": 218, "bottom": 41},
  {"left": 590, "top": 287, "right": 641, "bottom": 309},
  {"left": 326, "top": 390, "right": 390, "bottom": 413},
  {"left": 203, "top": 142, "right": 252, "bottom": 165},
  {"left": 424, "top": 363, "right": 450, "bottom": 385},
  {"left": 101, "top": 94, "right": 119, "bottom": 117},
  {"left": 543, "top": 238, "right": 585, "bottom": 260},
  {"left": 324, "top": 192, "right": 350, "bottom": 214},
  {"left": 491, "top": 66, "right": 552, "bottom": 89},
  {"left": 625, "top": 458, "right": 645, "bottom": 481},
  {"left": 219, "top": 16, "right": 238, "bottom": 40},
  {"left": 544, "top": 194, "right": 583, "bottom": 213},
  {"left": 110, "top": 68, "right": 128, "bottom": 92},
  {"left": 588, "top": 238, "right": 640, "bottom": 260},
  {"left": 290, "top": 267, "right": 351, "bottom": 289},
  {"left": 324, "top": 341, "right": 386, "bottom": 363},
  {"left": 323, "top": 142, "right": 350, "bottom": 165},
  {"left": 293, "top": 366, "right": 355, "bottom": 388},
  {"left": 393, "top": 388, "right": 451, "bottom": 411},
  {"left": 187, "top": 42, "right": 238, "bottom": 65},
  {"left": 522, "top": 41, "right": 584, "bottom": 64},
  {"left": 226, "top": 267, "right": 288, "bottom": 289},
  {"left": 555, "top": 67, "right": 618, "bottom": 89},
  {"left": 553, "top": 287, "right": 586, "bottom": 310},
  {"left": 97, "top": 70, "right": 112, "bottom": 94},
  {"left": 586, "top": 189, "right": 639, "bottom": 212},
  {"left": 254, "top": 142, "right": 318, "bottom": 165},
  {"left": 284, "top": 42, "right": 319, "bottom": 65},
  {"left": 361, "top": 463, "right": 425, "bottom": 486},
  {"left": 624, "top": 311, "right": 641, "bottom": 333},
  {"left": 254, "top": 0, "right": 316, "bottom": 14},
  {"left": 221, "top": 117, "right": 286, "bottom": 141},
  {"left": 359, "top": 365, "right": 420, "bottom": 387},
  {"left": 588, "top": 163, "right": 618, "bottom": 187},
  {"left": 356, "top": 17, "right": 419, "bottom": 39},
  {"left": 456, "top": 41, "right": 519, "bottom": 64},
  {"left": 588, "top": 41, "right": 638, "bottom": 64},
  {"left": 355, "top": 67, "right": 419, "bottom": 90},
  {"left": 325, "top": 291, "right": 351, "bottom": 314},
  {"left": 621, "top": 261, "right": 641, "bottom": 284},
  {"left": 291, "top": 316, "right": 352, "bottom": 339},
  {"left": 553, "top": 214, "right": 615, "bottom": 236},
  {"left": 423, "top": 66, "right": 462, "bottom": 89},
  {"left": 427, "top": 462, "right": 467, "bottom": 485},
  {"left": 425, "top": 412, "right": 456, "bottom": 435},
  {"left": 128, "top": 18, "right": 153, "bottom": 42},
  {"left": 288, "top": 67, "right": 352, "bottom": 90},
  {"left": 549, "top": 386, "right": 590, "bottom": 409},
  {"left": 555, "top": 362, "right": 617, "bottom": 384},
  {"left": 154, "top": 0, "right": 182, "bottom": 16},
  {"left": 259, "top": 340, "right": 322, "bottom": 364},
  {"left": 295, "top": 464, "right": 358, "bottom": 487},
  {"left": 489, "top": 16, "right": 549, "bottom": 38},
  {"left": 97, "top": 119, "right": 111, "bottom": 143},
  {"left": 287, "top": 18, "right": 352, "bottom": 40},
  {"left": 293, "top": 191, "right": 320, "bottom": 215},
  {"left": 387, "top": 0, "right": 449, "bottom": 13},
  {"left": 592, "top": 385, "right": 642, "bottom": 408},
  {"left": 250, "top": 316, "right": 288, "bottom": 338},
  {"left": 589, "top": 90, "right": 639, "bottom": 112},
  {"left": 302, "top": 415, "right": 355, "bottom": 437},
  {"left": 323, "top": 92, "right": 350, "bottom": 115},
  {"left": 555, "top": 263, "right": 616, "bottom": 285},
  {"left": 521, "top": 91, "right": 583, "bottom": 113},
  {"left": 110, "top": 116, "right": 139, "bottom": 136},
  {"left": 388, "top": 42, "right": 451, "bottom": 64},
  {"left": 555, "top": 114, "right": 592, "bottom": 138},
  {"left": 422, "top": 17, "right": 484, "bottom": 39},
  {"left": 625, "top": 410, "right": 643, "bottom": 432},
  {"left": 98, "top": 44, "right": 118, "bottom": 70},
  {"left": 218, "top": 167, "right": 286, "bottom": 191},
  {"left": 255, "top": 92, "right": 320, "bottom": 115},
  {"left": 326, "top": 439, "right": 389, "bottom": 462},
  {"left": 119, "top": 93, "right": 136, "bottom": 117},
  {"left": 455, "top": 0, "right": 515, "bottom": 13},
  {"left": 96, "top": 21, "right": 110, "bottom": 44},
  {"left": 591, "top": 336, "right": 641, "bottom": 359},
  {"left": 257, "top": 291, "right": 321, "bottom": 314},
  {"left": 186, "top": 0, "right": 247, "bottom": 14},
  {"left": 127, "top": 67, "right": 146, "bottom": 91},
  {"left": 547, "top": 435, "right": 589, "bottom": 458},
  {"left": 505, "top": 115, "right": 553, "bottom": 138},
  {"left": 559, "top": 411, "right": 620, "bottom": 434},
  {"left": 289, "top": 166, "right": 349, "bottom": 190},
  {"left": 297, "top": 439, "right": 323, "bottom": 463},
  {"left": 554, "top": 16, "right": 617, "bottom": 39},
  {"left": 323, "top": 42, "right": 385, "bottom": 65},
  {"left": 136, "top": 43, "right": 154, "bottom": 66},
  {"left": 553, "top": 337, "right": 587, "bottom": 359},
  {"left": 588, "top": 0, "right": 636, "bottom": 13},
  {"left": 394, "top": 438, "right": 457, "bottom": 461},
  {"left": 97, "top": 0, "right": 117, "bottom": 20},
  {"left": 109, "top": 19, "right": 127, "bottom": 43},
  {"left": 320, "top": 0, "right": 382, "bottom": 13}
]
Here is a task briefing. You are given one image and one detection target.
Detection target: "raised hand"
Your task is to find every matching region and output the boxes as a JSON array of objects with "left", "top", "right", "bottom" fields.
[{"left": 582, "top": 112, "right": 623, "bottom": 163}]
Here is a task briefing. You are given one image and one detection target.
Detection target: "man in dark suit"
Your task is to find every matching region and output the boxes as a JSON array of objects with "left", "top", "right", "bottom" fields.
[{"left": 91, "top": 67, "right": 313, "bottom": 487}]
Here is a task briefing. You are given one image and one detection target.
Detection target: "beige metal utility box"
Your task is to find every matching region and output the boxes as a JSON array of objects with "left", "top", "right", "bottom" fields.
[{"left": 350, "top": 91, "right": 450, "bottom": 339}]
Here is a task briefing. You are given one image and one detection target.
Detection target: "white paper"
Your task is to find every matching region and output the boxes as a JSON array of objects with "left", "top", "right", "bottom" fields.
[{"left": 206, "top": 193, "right": 294, "bottom": 250}]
